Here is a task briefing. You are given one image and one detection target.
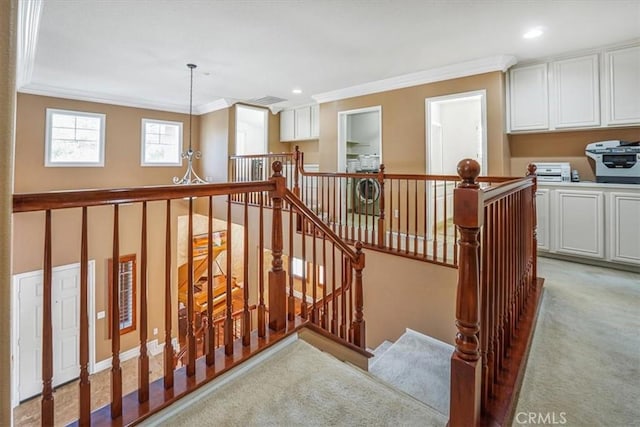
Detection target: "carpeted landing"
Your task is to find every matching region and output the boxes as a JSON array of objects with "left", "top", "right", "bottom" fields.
[
  {"left": 148, "top": 339, "right": 447, "bottom": 427},
  {"left": 369, "top": 328, "right": 452, "bottom": 416}
]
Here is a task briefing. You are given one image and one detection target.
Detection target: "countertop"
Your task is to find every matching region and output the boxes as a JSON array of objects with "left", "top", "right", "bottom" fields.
[{"left": 538, "top": 181, "right": 640, "bottom": 191}]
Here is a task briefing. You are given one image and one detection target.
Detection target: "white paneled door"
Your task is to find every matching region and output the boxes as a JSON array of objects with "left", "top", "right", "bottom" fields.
[{"left": 15, "top": 262, "right": 93, "bottom": 403}]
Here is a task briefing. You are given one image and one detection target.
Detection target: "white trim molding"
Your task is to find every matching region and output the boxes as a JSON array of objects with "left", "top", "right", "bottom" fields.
[
  {"left": 93, "top": 337, "right": 179, "bottom": 373},
  {"left": 17, "top": 0, "right": 43, "bottom": 88},
  {"left": 313, "top": 55, "right": 517, "bottom": 104}
]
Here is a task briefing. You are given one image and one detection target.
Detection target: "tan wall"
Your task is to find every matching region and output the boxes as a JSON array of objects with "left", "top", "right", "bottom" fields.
[
  {"left": 15, "top": 93, "right": 199, "bottom": 192},
  {"left": 311, "top": 71, "right": 509, "bottom": 176},
  {"left": 1, "top": 0, "right": 17, "bottom": 422},
  {"left": 200, "top": 107, "right": 230, "bottom": 183},
  {"left": 13, "top": 94, "right": 198, "bottom": 362},
  {"left": 510, "top": 127, "right": 640, "bottom": 181}
]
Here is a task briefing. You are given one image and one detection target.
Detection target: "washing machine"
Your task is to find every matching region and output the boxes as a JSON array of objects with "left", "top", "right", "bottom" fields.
[{"left": 352, "top": 175, "right": 381, "bottom": 215}]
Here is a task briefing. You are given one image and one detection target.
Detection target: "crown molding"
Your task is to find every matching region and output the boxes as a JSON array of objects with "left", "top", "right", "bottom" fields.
[
  {"left": 312, "top": 55, "right": 518, "bottom": 104},
  {"left": 19, "top": 83, "right": 198, "bottom": 114},
  {"left": 194, "top": 98, "right": 236, "bottom": 115},
  {"left": 17, "top": 0, "right": 43, "bottom": 88}
]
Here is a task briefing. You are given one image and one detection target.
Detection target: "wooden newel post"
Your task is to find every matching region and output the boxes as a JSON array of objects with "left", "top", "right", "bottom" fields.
[
  {"left": 352, "top": 242, "right": 366, "bottom": 349},
  {"left": 269, "top": 161, "right": 287, "bottom": 331},
  {"left": 377, "top": 164, "right": 386, "bottom": 249},
  {"left": 526, "top": 163, "right": 538, "bottom": 290},
  {"left": 293, "top": 145, "right": 301, "bottom": 198},
  {"left": 449, "top": 159, "right": 483, "bottom": 427}
]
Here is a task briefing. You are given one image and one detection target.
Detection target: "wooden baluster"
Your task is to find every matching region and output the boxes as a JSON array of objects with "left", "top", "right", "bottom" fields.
[
  {"left": 206, "top": 196, "right": 215, "bottom": 365},
  {"left": 443, "top": 181, "right": 449, "bottom": 263},
  {"left": 332, "top": 176, "right": 337, "bottom": 233},
  {"left": 527, "top": 164, "right": 538, "bottom": 299},
  {"left": 225, "top": 196, "right": 234, "bottom": 355},
  {"left": 352, "top": 242, "right": 366, "bottom": 348},
  {"left": 293, "top": 146, "right": 300, "bottom": 199},
  {"left": 405, "top": 179, "right": 409, "bottom": 253},
  {"left": 242, "top": 195, "right": 251, "bottom": 346},
  {"left": 259, "top": 193, "right": 267, "bottom": 336},
  {"left": 340, "top": 257, "right": 350, "bottom": 340},
  {"left": 111, "top": 205, "right": 122, "bottom": 418},
  {"left": 301, "top": 217, "right": 308, "bottom": 319},
  {"left": 423, "top": 180, "right": 428, "bottom": 258},
  {"left": 42, "top": 210, "right": 54, "bottom": 426},
  {"left": 78, "top": 207, "right": 90, "bottom": 426},
  {"left": 164, "top": 200, "right": 174, "bottom": 389},
  {"left": 312, "top": 224, "right": 318, "bottom": 323},
  {"left": 186, "top": 198, "right": 196, "bottom": 375},
  {"left": 432, "top": 180, "right": 438, "bottom": 261},
  {"left": 364, "top": 179, "right": 369, "bottom": 245},
  {"left": 338, "top": 177, "right": 343, "bottom": 239},
  {"left": 139, "top": 202, "right": 149, "bottom": 402},
  {"left": 396, "top": 179, "right": 401, "bottom": 251},
  {"left": 454, "top": 181, "right": 459, "bottom": 266},
  {"left": 348, "top": 263, "right": 354, "bottom": 343},
  {"left": 389, "top": 177, "right": 394, "bottom": 249},
  {"left": 501, "top": 198, "right": 510, "bottom": 359},
  {"left": 413, "top": 180, "right": 418, "bottom": 255},
  {"left": 377, "top": 164, "right": 386, "bottom": 249},
  {"left": 489, "top": 204, "right": 497, "bottom": 398},
  {"left": 322, "top": 236, "right": 328, "bottom": 329},
  {"left": 351, "top": 176, "right": 355, "bottom": 242},
  {"left": 288, "top": 202, "right": 295, "bottom": 321},
  {"left": 268, "top": 161, "right": 287, "bottom": 331},
  {"left": 480, "top": 205, "right": 489, "bottom": 410},
  {"left": 449, "top": 159, "right": 482, "bottom": 427}
]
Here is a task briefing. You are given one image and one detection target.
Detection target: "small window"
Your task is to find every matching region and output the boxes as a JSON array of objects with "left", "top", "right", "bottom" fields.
[
  {"left": 141, "top": 119, "right": 183, "bottom": 166},
  {"left": 45, "top": 108, "right": 106, "bottom": 167},
  {"left": 108, "top": 254, "right": 137, "bottom": 336}
]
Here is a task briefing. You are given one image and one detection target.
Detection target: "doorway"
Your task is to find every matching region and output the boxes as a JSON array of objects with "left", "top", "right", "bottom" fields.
[
  {"left": 12, "top": 261, "right": 96, "bottom": 407},
  {"left": 425, "top": 90, "right": 487, "bottom": 242},
  {"left": 337, "top": 106, "right": 382, "bottom": 173}
]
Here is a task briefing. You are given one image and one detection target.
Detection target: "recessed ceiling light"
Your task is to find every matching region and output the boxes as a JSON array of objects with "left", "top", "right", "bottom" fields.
[
  {"left": 523, "top": 27, "right": 544, "bottom": 39},
  {"left": 292, "top": 88, "right": 302, "bottom": 94}
]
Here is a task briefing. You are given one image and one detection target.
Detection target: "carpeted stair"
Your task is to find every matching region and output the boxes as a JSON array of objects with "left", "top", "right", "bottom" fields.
[{"left": 369, "top": 328, "right": 453, "bottom": 416}]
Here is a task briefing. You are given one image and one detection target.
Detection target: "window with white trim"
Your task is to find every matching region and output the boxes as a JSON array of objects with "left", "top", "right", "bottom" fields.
[
  {"left": 108, "top": 254, "right": 137, "bottom": 336},
  {"left": 141, "top": 119, "right": 183, "bottom": 166},
  {"left": 45, "top": 108, "right": 106, "bottom": 167}
]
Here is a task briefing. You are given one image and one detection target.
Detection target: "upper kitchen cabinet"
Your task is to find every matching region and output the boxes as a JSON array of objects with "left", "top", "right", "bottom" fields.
[
  {"left": 605, "top": 45, "right": 640, "bottom": 125},
  {"left": 508, "top": 63, "right": 549, "bottom": 131},
  {"left": 280, "top": 104, "right": 320, "bottom": 142},
  {"left": 551, "top": 54, "right": 600, "bottom": 129}
]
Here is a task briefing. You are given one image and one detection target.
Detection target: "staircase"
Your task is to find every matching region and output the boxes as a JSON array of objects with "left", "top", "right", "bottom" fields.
[{"left": 370, "top": 329, "right": 453, "bottom": 417}]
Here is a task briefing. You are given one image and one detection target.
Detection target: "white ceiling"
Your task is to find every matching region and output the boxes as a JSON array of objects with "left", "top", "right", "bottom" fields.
[{"left": 18, "top": 0, "right": 640, "bottom": 113}]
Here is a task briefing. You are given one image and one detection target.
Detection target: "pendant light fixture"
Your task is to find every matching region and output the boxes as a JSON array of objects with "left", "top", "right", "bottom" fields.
[{"left": 174, "top": 63, "right": 207, "bottom": 184}]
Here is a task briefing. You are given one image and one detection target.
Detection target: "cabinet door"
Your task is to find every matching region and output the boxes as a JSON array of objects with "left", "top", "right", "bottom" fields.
[
  {"left": 280, "top": 109, "right": 295, "bottom": 142},
  {"left": 605, "top": 45, "right": 640, "bottom": 125},
  {"left": 551, "top": 54, "right": 600, "bottom": 128},
  {"left": 294, "top": 106, "right": 311, "bottom": 140},
  {"left": 509, "top": 64, "right": 549, "bottom": 131},
  {"left": 310, "top": 104, "right": 319, "bottom": 138},
  {"left": 555, "top": 190, "right": 604, "bottom": 258},
  {"left": 535, "top": 189, "right": 550, "bottom": 251},
  {"left": 609, "top": 192, "right": 640, "bottom": 265}
]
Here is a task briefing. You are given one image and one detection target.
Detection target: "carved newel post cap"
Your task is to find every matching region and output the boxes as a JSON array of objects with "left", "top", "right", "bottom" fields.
[
  {"left": 457, "top": 159, "right": 481, "bottom": 187},
  {"left": 272, "top": 160, "right": 283, "bottom": 177},
  {"left": 527, "top": 163, "right": 538, "bottom": 176},
  {"left": 379, "top": 164, "right": 385, "bottom": 173},
  {"left": 355, "top": 241, "right": 363, "bottom": 251}
]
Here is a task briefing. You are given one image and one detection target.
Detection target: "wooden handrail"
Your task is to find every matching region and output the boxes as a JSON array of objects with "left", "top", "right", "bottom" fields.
[
  {"left": 481, "top": 177, "right": 534, "bottom": 205},
  {"left": 13, "top": 181, "right": 276, "bottom": 213},
  {"left": 283, "top": 188, "right": 359, "bottom": 263},
  {"left": 229, "top": 153, "right": 294, "bottom": 160}
]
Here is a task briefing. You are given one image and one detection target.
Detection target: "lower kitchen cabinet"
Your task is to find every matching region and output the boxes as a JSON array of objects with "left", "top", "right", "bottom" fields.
[
  {"left": 536, "top": 183, "right": 640, "bottom": 267},
  {"left": 555, "top": 189, "right": 604, "bottom": 258},
  {"left": 609, "top": 192, "right": 640, "bottom": 264}
]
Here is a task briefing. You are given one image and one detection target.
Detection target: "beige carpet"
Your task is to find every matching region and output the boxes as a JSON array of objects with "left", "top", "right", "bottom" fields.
[
  {"left": 514, "top": 258, "right": 640, "bottom": 426},
  {"left": 153, "top": 339, "right": 447, "bottom": 426}
]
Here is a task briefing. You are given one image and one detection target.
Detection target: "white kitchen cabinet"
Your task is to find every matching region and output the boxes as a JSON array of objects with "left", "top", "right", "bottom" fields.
[
  {"left": 551, "top": 54, "right": 600, "bottom": 128},
  {"left": 280, "top": 104, "right": 320, "bottom": 142},
  {"left": 310, "top": 104, "right": 319, "bottom": 138},
  {"left": 508, "top": 63, "right": 549, "bottom": 131},
  {"left": 609, "top": 192, "right": 640, "bottom": 265},
  {"left": 605, "top": 45, "right": 640, "bottom": 125},
  {"left": 280, "top": 109, "right": 295, "bottom": 142},
  {"left": 555, "top": 189, "right": 604, "bottom": 259},
  {"left": 535, "top": 189, "right": 551, "bottom": 251}
]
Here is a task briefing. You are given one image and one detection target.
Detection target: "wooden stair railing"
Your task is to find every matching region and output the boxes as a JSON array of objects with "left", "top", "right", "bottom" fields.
[
  {"left": 12, "top": 160, "right": 367, "bottom": 426},
  {"left": 449, "top": 160, "right": 543, "bottom": 427}
]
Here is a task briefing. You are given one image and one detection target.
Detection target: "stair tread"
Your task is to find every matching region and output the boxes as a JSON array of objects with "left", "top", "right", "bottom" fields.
[{"left": 369, "top": 329, "right": 453, "bottom": 416}]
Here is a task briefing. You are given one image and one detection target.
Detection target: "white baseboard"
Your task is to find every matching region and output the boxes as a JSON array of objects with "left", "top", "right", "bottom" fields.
[{"left": 93, "top": 337, "right": 179, "bottom": 373}]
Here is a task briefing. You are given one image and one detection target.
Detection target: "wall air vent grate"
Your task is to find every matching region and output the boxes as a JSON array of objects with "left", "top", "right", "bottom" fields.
[{"left": 245, "top": 96, "right": 287, "bottom": 106}]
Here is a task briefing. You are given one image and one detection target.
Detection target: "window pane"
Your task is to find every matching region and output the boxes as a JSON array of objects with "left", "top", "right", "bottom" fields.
[
  {"left": 142, "top": 120, "right": 182, "bottom": 165},
  {"left": 46, "top": 109, "right": 104, "bottom": 166}
]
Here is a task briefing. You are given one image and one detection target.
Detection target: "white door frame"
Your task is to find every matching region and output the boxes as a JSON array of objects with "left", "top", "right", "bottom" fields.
[
  {"left": 425, "top": 89, "right": 487, "bottom": 175},
  {"left": 11, "top": 260, "right": 96, "bottom": 408},
  {"left": 337, "top": 105, "right": 383, "bottom": 173}
]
